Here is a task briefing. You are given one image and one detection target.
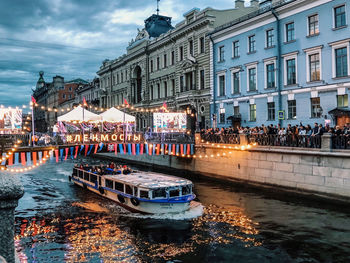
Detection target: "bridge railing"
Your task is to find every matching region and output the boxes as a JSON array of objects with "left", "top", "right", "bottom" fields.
[
  {"left": 247, "top": 134, "right": 322, "bottom": 148},
  {"left": 332, "top": 135, "right": 350, "bottom": 149},
  {"left": 145, "top": 132, "right": 195, "bottom": 144},
  {"left": 200, "top": 133, "right": 240, "bottom": 144}
]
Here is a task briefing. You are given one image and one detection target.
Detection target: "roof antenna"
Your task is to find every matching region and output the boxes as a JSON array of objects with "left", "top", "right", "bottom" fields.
[{"left": 156, "top": 0, "right": 160, "bottom": 15}]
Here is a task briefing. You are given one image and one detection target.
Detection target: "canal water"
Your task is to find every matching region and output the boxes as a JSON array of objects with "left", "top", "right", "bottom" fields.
[{"left": 14, "top": 158, "right": 350, "bottom": 263}]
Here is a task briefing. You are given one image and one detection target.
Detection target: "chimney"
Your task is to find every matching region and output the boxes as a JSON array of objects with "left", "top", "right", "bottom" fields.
[
  {"left": 250, "top": 0, "right": 259, "bottom": 8},
  {"left": 235, "top": 0, "right": 245, "bottom": 9}
]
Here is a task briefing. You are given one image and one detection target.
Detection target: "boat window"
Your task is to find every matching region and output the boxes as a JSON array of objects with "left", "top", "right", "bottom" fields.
[
  {"left": 90, "top": 174, "right": 97, "bottom": 183},
  {"left": 125, "top": 185, "right": 133, "bottom": 195},
  {"left": 78, "top": 170, "right": 83, "bottom": 179},
  {"left": 152, "top": 188, "right": 166, "bottom": 199},
  {"left": 105, "top": 179, "right": 114, "bottom": 189},
  {"left": 140, "top": 190, "right": 149, "bottom": 199},
  {"left": 169, "top": 189, "right": 180, "bottom": 197},
  {"left": 115, "top": 182, "right": 124, "bottom": 192},
  {"left": 133, "top": 187, "right": 138, "bottom": 196},
  {"left": 84, "top": 173, "right": 89, "bottom": 181},
  {"left": 182, "top": 185, "right": 191, "bottom": 195}
]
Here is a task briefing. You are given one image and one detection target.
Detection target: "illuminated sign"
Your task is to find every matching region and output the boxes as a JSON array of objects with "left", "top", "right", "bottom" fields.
[
  {"left": 0, "top": 108, "right": 22, "bottom": 130},
  {"left": 65, "top": 133, "right": 142, "bottom": 143},
  {"left": 153, "top": 113, "right": 187, "bottom": 132}
]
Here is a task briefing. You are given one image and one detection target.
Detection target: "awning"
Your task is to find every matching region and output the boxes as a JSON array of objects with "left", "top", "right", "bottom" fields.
[{"left": 328, "top": 108, "right": 350, "bottom": 117}]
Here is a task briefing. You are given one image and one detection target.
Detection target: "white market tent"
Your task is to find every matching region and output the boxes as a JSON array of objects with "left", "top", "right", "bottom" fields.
[
  {"left": 57, "top": 106, "right": 102, "bottom": 122},
  {"left": 100, "top": 107, "right": 135, "bottom": 123}
]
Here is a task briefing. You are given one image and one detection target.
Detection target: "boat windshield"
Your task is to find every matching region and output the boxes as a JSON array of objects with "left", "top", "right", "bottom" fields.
[
  {"left": 152, "top": 188, "right": 167, "bottom": 199},
  {"left": 182, "top": 185, "right": 192, "bottom": 195},
  {"left": 140, "top": 190, "right": 149, "bottom": 199},
  {"left": 169, "top": 188, "right": 180, "bottom": 197}
]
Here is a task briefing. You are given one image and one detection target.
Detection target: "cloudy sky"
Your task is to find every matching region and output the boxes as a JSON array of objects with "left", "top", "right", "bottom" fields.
[{"left": 0, "top": 0, "right": 250, "bottom": 107}]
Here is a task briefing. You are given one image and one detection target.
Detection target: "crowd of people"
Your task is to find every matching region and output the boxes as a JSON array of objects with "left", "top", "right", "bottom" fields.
[
  {"left": 201, "top": 122, "right": 350, "bottom": 137},
  {"left": 75, "top": 162, "right": 133, "bottom": 175}
]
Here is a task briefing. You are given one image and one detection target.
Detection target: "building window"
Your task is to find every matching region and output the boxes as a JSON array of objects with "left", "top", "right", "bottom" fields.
[
  {"left": 219, "top": 108, "right": 225, "bottom": 123},
  {"left": 157, "top": 57, "right": 160, "bottom": 70},
  {"left": 157, "top": 84, "right": 160, "bottom": 99},
  {"left": 234, "top": 106, "right": 240, "bottom": 116},
  {"left": 288, "top": 100, "right": 297, "bottom": 119},
  {"left": 232, "top": 72, "right": 240, "bottom": 94},
  {"left": 163, "top": 54, "right": 167, "bottom": 68},
  {"left": 199, "top": 37, "right": 205, "bottom": 54},
  {"left": 69, "top": 94, "right": 72, "bottom": 99},
  {"left": 164, "top": 81, "right": 168, "bottom": 97},
  {"left": 311, "top": 97, "right": 321, "bottom": 118},
  {"left": 233, "top": 41, "right": 239, "bottom": 58},
  {"left": 266, "top": 63, "right": 275, "bottom": 88},
  {"left": 180, "top": 76, "right": 184, "bottom": 92},
  {"left": 286, "top": 22, "right": 295, "bottom": 42},
  {"left": 150, "top": 85, "right": 154, "bottom": 100},
  {"left": 334, "top": 5, "right": 346, "bottom": 28},
  {"left": 62, "top": 94, "right": 66, "bottom": 99},
  {"left": 189, "top": 40, "right": 194, "bottom": 56},
  {"left": 309, "top": 53, "right": 320, "bottom": 81},
  {"left": 267, "top": 102, "right": 275, "bottom": 121},
  {"left": 219, "top": 75, "right": 225, "bottom": 96},
  {"left": 171, "top": 51, "right": 175, "bottom": 65},
  {"left": 308, "top": 14, "right": 319, "bottom": 36},
  {"left": 248, "top": 35, "right": 256, "bottom": 53},
  {"left": 266, "top": 29, "right": 274, "bottom": 48},
  {"left": 248, "top": 68, "right": 256, "bottom": 91},
  {"left": 335, "top": 47, "right": 348, "bottom": 77},
  {"left": 200, "top": 70, "right": 205, "bottom": 90},
  {"left": 150, "top": 60, "right": 154, "bottom": 72},
  {"left": 218, "top": 46, "right": 225, "bottom": 62},
  {"left": 249, "top": 104, "right": 256, "bottom": 122},
  {"left": 171, "top": 79, "right": 175, "bottom": 95},
  {"left": 117, "top": 74, "right": 119, "bottom": 83},
  {"left": 179, "top": 46, "right": 184, "bottom": 61},
  {"left": 337, "top": 94, "right": 348, "bottom": 108},
  {"left": 69, "top": 87, "right": 72, "bottom": 91},
  {"left": 286, "top": 58, "right": 296, "bottom": 85}
]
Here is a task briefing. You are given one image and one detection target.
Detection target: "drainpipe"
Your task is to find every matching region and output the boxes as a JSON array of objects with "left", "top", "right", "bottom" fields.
[
  {"left": 209, "top": 35, "right": 216, "bottom": 127},
  {"left": 272, "top": 9, "right": 282, "bottom": 127}
]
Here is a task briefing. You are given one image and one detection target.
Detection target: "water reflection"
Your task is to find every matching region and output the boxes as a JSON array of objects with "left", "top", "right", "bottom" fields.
[{"left": 13, "top": 159, "right": 350, "bottom": 262}]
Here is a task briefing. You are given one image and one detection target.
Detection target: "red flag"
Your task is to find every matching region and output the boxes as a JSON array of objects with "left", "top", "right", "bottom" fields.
[
  {"left": 82, "top": 97, "right": 87, "bottom": 107},
  {"left": 162, "top": 101, "right": 167, "bottom": 109},
  {"left": 124, "top": 98, "right": 129, "bottom": 106},
  {"left": 31, "top": 96, "right": 36, "bottom": 104}
]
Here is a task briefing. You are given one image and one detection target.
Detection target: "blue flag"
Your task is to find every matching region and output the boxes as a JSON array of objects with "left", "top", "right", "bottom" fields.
[
  {"left": 168, "top": 144, "right": 172, "bottom": 155},
  {"left": 119, "top": 144, "right": 124, "bottom": 154},
  {"left": 26, "top": 152, "right": 32, "bottom": 165},
  {"left": 153, "top": 144, "right": 156, "bottom": 155},
  {"left": 183, "top": 144, "right": 187, "bottom": 155},
  {"left": 87, "top": 145, "right": 94, "bottom": 155},
  {"left": 60, "top": 149, "right": 64, "bottom": 161},
  {"left": 79, "top": 145, "right": 84, "bottom": 155},
  {"left": 128, "top": 144, "right": 132, "bottom": 155},
  {"left": 98, "top": 143, "right": 104, "bottom": 152},
  {"left": 176, "top": 144, "right": 179, "bottom": 155},
  {"left": 70, "top": 147, "right": 74, "bottom": 159},
  {"left": 161, "top": 144, "right": 164, "bottom": 155},
  {"left": 136, "top": 144, "right": 140, "bottom": 155},
  {"left": 14, "top": 153, "right": 19, "bottom": 165},
  {"left": 191, "top": 144, "right": 194, "bottom": 155}
]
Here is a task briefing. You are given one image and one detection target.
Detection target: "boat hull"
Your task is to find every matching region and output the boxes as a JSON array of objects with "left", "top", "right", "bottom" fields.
[{"left": 72, "top": 178, "right": 191, "bottom": 214}]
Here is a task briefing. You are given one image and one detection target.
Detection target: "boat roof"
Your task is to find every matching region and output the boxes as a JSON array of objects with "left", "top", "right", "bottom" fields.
[{"left": 104, "top": 171, "right": 192, "bottom": 189}]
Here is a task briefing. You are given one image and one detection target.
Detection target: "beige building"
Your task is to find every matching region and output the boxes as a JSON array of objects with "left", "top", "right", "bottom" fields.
[{"left": 97, "top": 1, "right": 258, "bottom": 131}]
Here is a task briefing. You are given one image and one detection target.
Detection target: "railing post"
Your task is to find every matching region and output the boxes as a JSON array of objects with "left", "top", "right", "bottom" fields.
[
  {"left": 239, "top": 134, "right": 249, "bottom": 146},
  {"left": 321, "top": 133, "right": 332, "bottom": 152},
  {"left": 0, "top": 173, "right": 24, "bottom": 263},
  {"left": 195, "top": 133, "right": 202, "bottom": 145}
]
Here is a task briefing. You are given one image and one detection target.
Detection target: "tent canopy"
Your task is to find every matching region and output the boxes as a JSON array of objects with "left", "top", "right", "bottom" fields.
[
  {"left": 100, "top": 107, "right": 135, "bottom": 123},
  {"left": 57, "top": 106, "right": 102, "bottom": 122}
]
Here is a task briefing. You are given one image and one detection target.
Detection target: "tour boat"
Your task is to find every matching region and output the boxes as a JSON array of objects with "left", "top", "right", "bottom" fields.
[{"left": 70, "top": 167, "right": 196, "bottom": 214}]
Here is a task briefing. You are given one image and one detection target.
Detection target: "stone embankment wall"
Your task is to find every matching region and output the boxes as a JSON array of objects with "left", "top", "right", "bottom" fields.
[{"left": 97, "top": 145, "right": 350, "bottom": 200}]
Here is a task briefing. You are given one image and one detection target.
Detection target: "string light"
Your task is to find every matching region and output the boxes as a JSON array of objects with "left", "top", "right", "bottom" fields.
[{"left": 4, "top": 151, "right": 53, "bottom": 173}]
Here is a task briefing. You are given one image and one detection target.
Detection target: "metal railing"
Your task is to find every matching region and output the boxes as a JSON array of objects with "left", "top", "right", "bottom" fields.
[
  {"left": 146, "top": 132, "right": 194, "bottom": 144},
  {"left": 332, "top": 135, "right": 350, "bottom": 149},
  {"left": 248, "top": 134, "right": 322, "bottom": 148},
  {"left": 200, "top": 133, "right": 240, "bottom": 144}
]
